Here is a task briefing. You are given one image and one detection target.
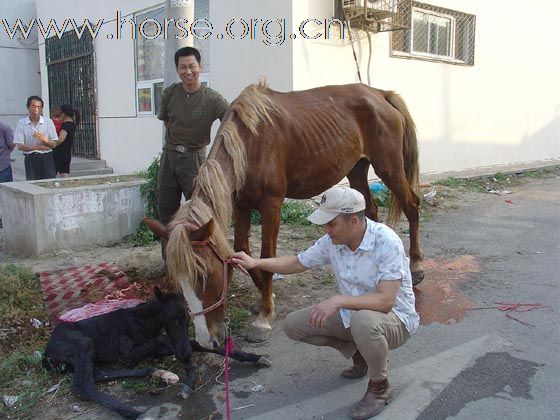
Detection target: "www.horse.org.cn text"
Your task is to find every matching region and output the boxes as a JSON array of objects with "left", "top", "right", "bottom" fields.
[{"left": 1, "top": 12, "right": 348, "bottom": 46}]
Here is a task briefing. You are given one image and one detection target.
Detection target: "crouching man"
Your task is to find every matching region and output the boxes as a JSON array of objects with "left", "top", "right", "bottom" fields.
[{"left": 231, "top": 186, "right": 419, "bottom": 419}]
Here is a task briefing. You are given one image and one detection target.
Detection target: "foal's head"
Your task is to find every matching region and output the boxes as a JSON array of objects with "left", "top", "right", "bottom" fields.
[{"left": 153, "top": 287, "right": 189, "bottom": 361}]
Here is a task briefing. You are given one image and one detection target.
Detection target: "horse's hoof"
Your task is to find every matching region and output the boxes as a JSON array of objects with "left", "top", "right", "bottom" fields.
[
  {"left": 245, "top": 326, "right": 271, "bottom": 343},
  {"left": 138, "top": 414, "right": 155, "bottom": 420},
  {"left": 255, "top": 356, "right": 272, "bottom": 368},
  {"left": 412, "top": 270, "right": 425, "bottom": 286}
]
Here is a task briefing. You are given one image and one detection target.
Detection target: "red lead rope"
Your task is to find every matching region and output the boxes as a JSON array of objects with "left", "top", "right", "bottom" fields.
[{"left": 224, "top": 336, "right": 234, "bottom": 420}]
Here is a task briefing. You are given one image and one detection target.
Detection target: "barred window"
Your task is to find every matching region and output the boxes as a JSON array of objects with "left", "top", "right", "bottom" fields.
[{"left": 391, "top": 2, "right": 475, "bottom": 65}]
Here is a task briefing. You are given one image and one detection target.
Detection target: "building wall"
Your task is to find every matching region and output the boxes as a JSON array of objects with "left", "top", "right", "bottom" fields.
[
  {"left": 34, "top": 0, "right": 559, "bottom": 175},
  {"left": 36, "top": 0, "right": 164, "bottom": 173},
  {"left": 210, "top": 0, "right": 293, "bottom": 101},
  {"left": 292, "top": 0, "right": 560, "bottom": 174},
  {"left": 0, "top": 0, "right": 41, "bottom": 128}
]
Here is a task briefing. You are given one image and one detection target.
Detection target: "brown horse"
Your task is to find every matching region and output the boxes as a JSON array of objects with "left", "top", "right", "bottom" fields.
[{"left": 154, "top": 81, "right": 422, "bottom": 344}]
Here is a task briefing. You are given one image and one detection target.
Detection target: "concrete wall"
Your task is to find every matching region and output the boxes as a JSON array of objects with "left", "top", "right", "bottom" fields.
[
  {"left": 0, "top": 0, "right": 41, "bottom": 128},
  {"left": 291, "top": 0, "right": 560, "bottom": 174},
  {"left": 0, "top": 176, "right": 146, "bottom": 256}
]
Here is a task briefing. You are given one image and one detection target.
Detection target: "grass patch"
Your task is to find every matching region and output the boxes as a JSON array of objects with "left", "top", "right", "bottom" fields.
[
  {"left": 293, "top": 278, "right": 306, "bottom": 287},
  {"left": 434, "top": 176, "right": 487, "bottom": 192},
  {"left": 251, "top": 199, "right": 313, "bottom": 226},
  {"left": 228, "top": 306, "right": 251, "bottom": 332},
  {"left": 0, "top": 264, "right": 57, "bottom": 418},
  {"left": 0, "top": 350, "right": 63, "bottom": 419}
]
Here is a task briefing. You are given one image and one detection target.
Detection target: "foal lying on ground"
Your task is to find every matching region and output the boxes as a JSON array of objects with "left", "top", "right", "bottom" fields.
[{"left": 42, "top": 288, "right": 270, "bottom": 419}]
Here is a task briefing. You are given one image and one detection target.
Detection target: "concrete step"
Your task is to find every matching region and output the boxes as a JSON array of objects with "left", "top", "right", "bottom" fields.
[{"left": 70, "top": 159, "right": 110, "bottom": 171}]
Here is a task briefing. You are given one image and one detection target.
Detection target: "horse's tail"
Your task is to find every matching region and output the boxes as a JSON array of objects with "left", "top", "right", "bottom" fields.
[{"left": 384, "top": 91, "right": 419, "bottom": 226}]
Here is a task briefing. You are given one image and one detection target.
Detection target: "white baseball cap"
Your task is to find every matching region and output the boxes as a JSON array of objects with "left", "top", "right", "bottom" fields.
[{"left": 307, "top": 187, "right": 366, "bottom": 225}]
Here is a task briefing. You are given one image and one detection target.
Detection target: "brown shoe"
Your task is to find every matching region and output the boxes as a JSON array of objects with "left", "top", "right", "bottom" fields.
[
  {"left": 341, "top": 351, "right": 368, "bottom": 379},
  {"left": 351, "top": 378, "right": 393, "bottom": 419}
]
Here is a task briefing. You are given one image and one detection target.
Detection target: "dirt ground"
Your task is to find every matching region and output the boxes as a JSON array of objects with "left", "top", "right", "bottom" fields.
[{"left": 1, "top": 167, "right": 557, "bottom": 419}]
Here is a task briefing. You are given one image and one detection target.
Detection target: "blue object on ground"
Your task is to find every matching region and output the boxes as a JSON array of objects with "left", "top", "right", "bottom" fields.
[{"left": 369, "top": 181, "right": 388, "bottom": 194}]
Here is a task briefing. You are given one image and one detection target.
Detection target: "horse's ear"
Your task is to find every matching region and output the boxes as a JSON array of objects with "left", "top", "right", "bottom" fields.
[
  {"left": 144, "top": 217, "right": 169, "bottom": 240},
  {"left": 189, "top": 219, "right": 215, "bottom": 242},
  {"left": 154, "top": 286, "right": 164, "bottom": 302}
]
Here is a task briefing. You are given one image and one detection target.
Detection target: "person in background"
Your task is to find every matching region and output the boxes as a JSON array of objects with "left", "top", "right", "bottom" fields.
[
  {"left": 0, "top": 120, "right": 15, "bottom": 183},
  {"left": 39, "top": 104, "right": 80, "bottom": 177},
  {"left": 157, "top": 46, "right": 229, "bottom": 228},
  {"left": 13, "top": 96, "right": 57, "bottom": 180},
  {"left": 51, "top": 106, "right": 62, "bottom": 135}
]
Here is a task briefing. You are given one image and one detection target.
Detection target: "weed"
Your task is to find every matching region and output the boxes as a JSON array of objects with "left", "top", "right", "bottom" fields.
[
  {"left": 293, "top": 278, "right": 306, "bottom": 287},
  {"left": 251, "top": 200, "right": 313, "bottom": 226},
  {"left": 129, "top": 157, "right": 161, "bottom": 245},
  {"left": 0, "top": 264, "right": 42, "bottom": 320},
  {"left": 228, "top": 306, "right": 250, "bottom": 332},
  {"left": 0, "top": 350, "right": 58, "bottom": 419}
]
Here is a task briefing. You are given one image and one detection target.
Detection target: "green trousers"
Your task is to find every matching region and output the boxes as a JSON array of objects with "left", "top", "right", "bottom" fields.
[{"left": 157, "top": 148, "right": 206, "bottom": 226}]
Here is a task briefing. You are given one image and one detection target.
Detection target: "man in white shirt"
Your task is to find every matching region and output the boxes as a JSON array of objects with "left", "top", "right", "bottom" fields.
[
  {"left": 231, "top": 186, "right": 419, "bottom": 419},
  {"left": 13, "top": 96, "right": 57, "bottom": 180}
]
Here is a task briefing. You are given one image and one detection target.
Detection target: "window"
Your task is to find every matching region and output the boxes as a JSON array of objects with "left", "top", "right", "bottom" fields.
[
  {"left": 391, "top": 2, "right": 475, "bottom": 65},
  {"left": 134, "top": 1, "right": 210, "bottom": 115}
]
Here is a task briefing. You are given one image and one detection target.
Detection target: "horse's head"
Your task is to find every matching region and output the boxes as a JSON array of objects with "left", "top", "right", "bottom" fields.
[{"left": 145, "top": 215, "right": 230, "bottom": 350}]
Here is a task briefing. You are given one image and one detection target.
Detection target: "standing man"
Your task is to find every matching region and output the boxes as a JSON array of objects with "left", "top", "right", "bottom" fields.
[
  {"left": 0, "top": 120, "right": 15, "bottom": 183},
  {"left": 13, "top": 96, "right": 57, "bottom": 180},
  {"left": 231, "top": 187, "right": 419, "bottom": 419},
  {"left": 157, "top": 46, "right": 229, "bottom": 226}
]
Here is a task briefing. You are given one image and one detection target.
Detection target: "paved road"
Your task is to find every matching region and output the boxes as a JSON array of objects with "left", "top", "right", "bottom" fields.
[
  {"left": 206, "top": 177, "right": 559, "bottom": 420},
  {"left": 71, "top": 176, "right": 559, "bottom": 420}
]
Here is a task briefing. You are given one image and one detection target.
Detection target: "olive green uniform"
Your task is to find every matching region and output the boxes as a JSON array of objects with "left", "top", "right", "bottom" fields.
[{"left": 157, "top": 83, "right": 228, "bottom": 225}]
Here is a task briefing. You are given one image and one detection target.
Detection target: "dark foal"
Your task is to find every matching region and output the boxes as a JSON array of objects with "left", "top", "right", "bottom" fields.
[{"left": 43, "top": 288, "right": 270, "bottom": 419}]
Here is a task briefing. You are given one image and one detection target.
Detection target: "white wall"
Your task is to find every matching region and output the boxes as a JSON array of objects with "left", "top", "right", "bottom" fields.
[
  {"left": 0, "top": 0, "right": 41, "bottom": 128},
  {"left": 211, "top": 0, "right": 293, "bottom": 100},
  {"left": 292, "top": 0, "right": 560, "bottom": 173}
]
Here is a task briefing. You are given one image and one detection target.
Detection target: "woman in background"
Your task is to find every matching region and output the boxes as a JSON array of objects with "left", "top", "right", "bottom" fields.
[{"left": 51, "top": 104, "right": 80, "bottom": 177}]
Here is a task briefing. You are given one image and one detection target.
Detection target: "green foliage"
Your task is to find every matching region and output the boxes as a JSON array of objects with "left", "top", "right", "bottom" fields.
[
  {"left": 0, "top": 264, "right": 42, "bottom": 320},
  {"left": 0, "top": 351, "right": 55, "bottom": 419},
  {"left": 371, "top": 189, "right": 390, "bottom": 207},
  {"left": 130, "top": 156, "right": 161, "bottom": 245},
  {"left": 251, "top": 200, "right": 313, "bottom": 226},
  {"left": 228, "top": 306, "right": 250, "bottom": 332}
]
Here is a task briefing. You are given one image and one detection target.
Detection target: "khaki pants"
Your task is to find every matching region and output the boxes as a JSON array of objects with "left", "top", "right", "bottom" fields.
[{"left": 283, "top": 306, "right": 410, "bottom": 380}]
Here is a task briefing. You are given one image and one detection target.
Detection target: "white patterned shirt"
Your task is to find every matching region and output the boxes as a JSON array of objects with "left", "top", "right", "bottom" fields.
[{"left": 297, "top": 218, "right": 419, "bottom": 335}]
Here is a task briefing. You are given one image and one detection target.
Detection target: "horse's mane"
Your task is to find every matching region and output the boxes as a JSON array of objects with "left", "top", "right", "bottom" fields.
[
  {"left": 166, "top": 80, "right": 284, "bottom": 292},
  {"left": 193, "top": 80, "right": 285, "bottom": 230},
  {"left": 166, "top": 197, "right": 232, "bottom": 291}
]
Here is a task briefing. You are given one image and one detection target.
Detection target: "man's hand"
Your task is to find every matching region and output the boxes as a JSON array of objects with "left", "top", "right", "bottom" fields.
[
  {"left": 33, "top": 132, "right": 53, "bottom": 148},
  {"left": 230, "top": 251, "right": 257, "bottom": 270},
  {"left": 308, "top": 296, "right": 342, "bottom": 328}
]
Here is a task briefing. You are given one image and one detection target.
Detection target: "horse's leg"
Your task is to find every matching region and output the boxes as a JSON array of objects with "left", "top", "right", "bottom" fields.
[
  {"left": 234, "top": 202, "right": 272, "bottom": 342},
  {"left": 347, "top": 158, "right": 379, "bottom": 221},
  {"left": 70, "top": 337, "right": 142, "bottom": 418},
  {"left": 245, "top": 195, "right": 283, "bottom": 342},
  {"left": 123, "top": 335, "right": 197, "bottom": 393},
  {"left": 93, "top": 367, "right": 154, "bottom": 382},
  {"left": 375, "top": 164, "right": 423, "bottom": 285},
  {"left": 189, "top": 340, "right": 271, "bottom": 367}
]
